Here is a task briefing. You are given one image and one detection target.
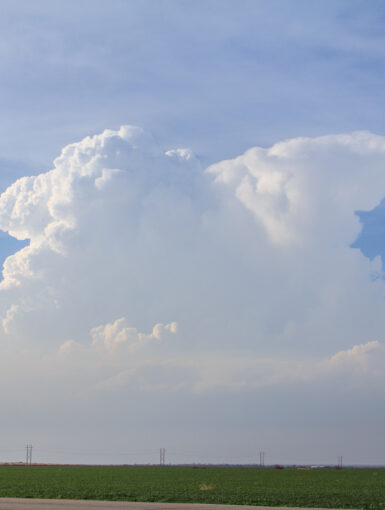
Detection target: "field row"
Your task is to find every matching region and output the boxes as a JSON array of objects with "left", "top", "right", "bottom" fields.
[{"left": 0, "top": 466, "right": 384, "bottom": 508}]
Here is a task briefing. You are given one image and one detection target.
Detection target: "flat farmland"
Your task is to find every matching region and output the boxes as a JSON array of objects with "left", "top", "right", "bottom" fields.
[{"left": 0, "top": 466, "right": 384, "bottom": 508}]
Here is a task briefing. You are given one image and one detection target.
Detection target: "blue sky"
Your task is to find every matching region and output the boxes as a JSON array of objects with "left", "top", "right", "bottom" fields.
[
  {"left": 1, "top": 1, "right": 385, "bottom": 465},
  {"left": 1, "top": 0, "right": 385, "bottom": 167}
]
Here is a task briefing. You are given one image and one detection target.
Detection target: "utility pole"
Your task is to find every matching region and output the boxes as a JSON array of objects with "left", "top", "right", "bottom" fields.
[
  {"left": 160, "top": 448, "right": 165, "bottom": 466},
  {"left": 259, "top": 451, "right": 265, "bottom": 467},
  {"left": 25, "top": 445, "right": 32, "bottom": 465}
]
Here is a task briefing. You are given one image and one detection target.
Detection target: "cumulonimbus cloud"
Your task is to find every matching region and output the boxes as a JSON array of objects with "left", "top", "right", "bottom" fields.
[
  {"left": 0, "top": 126, "right": 384, "bottom": 394},
  {"left": 1, "top": 126, "right": 385, "bottom": 466}
]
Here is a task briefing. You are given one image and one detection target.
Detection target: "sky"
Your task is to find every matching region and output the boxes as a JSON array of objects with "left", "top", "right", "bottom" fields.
[{"left": 0, "top": 0, "right": 385, "bottom": 466}]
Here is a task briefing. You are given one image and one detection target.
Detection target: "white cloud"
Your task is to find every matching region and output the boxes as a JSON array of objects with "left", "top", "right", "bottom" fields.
[
  {"left": 322, "top": 340, "right": 385, "bottom": 379},
  {"left": 0, "top": 125, "right": 204, "bottom": 345},
  {"left": 58, "top": 318, "right": 177, "bottom": 357},
  {"left": 207, "top": 131, "right": 385, "bottom": 246},
  {"left": 0, "top": 127, "right": 385, "bottom": 450},
  {"left": 98, "top": 340, "right": 385, "bottom": 394},
  {"left": 53, "top": 335, "right": 385, "bottom": 396}
]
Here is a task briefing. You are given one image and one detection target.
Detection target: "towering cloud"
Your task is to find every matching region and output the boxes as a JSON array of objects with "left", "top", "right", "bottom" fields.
[
  {"left": 0, "top": 126, "right": 384, "bottom": 388},
  {"left": 0, "top": 126, "right": 205, "bottom": 346}
]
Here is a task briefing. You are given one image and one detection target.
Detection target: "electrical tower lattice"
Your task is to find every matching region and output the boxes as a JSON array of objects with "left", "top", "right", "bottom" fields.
[{"left": 25, "top": 444, "right": 33, "bottom": 465}]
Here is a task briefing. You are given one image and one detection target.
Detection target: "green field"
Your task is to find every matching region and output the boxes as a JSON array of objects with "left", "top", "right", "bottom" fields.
[{"left": 0, "top": 466, "right": 384, "bottom": 508}]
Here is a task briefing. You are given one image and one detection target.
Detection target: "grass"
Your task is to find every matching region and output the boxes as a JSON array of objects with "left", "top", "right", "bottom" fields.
[{"left": 0, "top": 465, "right": 384, "bottom": 508}]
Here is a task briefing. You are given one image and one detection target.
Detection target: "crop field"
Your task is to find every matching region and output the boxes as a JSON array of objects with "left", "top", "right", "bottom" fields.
[{"left": 0, "top": 465, "right": 384, "bottom": 508}]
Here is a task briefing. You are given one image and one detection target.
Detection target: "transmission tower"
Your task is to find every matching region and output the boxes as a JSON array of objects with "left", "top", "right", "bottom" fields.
[
  {"left": 160, "top": 448, "right": 165, "bottom": 466},
  {"left": 259, "top": 451, "right": 265, "bottom": 467},
  {"left": 25, "top": 444, "right": 33, "bottom": 465},
  {"left": 337, "top": 455, "right": 343, "bottom": 468}
]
